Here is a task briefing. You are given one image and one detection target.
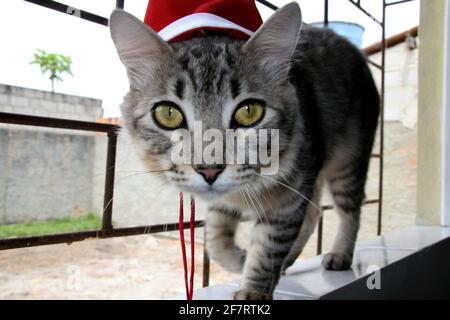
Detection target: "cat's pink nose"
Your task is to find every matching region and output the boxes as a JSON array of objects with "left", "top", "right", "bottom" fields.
[{"left": 195, "top": 166, "right": 225, "bottom": 185}]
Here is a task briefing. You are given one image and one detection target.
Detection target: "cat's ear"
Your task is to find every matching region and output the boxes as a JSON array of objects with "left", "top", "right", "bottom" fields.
[
  {"left": 109, "top": 9, "right": 173, "bottom": 87},
  {"left": 242, "top": 2, "right": 302, "bottom": 81}
]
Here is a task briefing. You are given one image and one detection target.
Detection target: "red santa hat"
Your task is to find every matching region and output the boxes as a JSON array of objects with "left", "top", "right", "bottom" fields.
[{"left": 144, "top": 0, "right": 263, "bottom": 42}]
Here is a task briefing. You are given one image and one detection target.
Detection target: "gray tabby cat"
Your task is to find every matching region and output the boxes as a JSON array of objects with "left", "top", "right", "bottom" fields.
[{"left": 109, "top": 2, "right": 379, "bottom": 300}]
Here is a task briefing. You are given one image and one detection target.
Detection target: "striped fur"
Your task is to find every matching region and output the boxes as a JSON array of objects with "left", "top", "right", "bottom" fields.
[{"left": 110, "top": 3, "right": 379, "bottom": 300}]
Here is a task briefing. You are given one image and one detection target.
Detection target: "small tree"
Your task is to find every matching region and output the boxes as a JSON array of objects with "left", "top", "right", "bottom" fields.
[{"left": 31, "top": 49, "right": 73, "bottom": 93}]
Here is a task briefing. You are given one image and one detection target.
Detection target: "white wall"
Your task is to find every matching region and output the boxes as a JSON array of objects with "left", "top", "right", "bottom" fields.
[{"left": 369, "top": 40, "right": 419, "bottom": 129}]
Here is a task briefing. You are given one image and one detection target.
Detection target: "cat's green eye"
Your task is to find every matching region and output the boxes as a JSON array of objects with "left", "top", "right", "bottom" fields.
[
  {"left": 153, "top": 103, "right": 184, "bottom": 129},
  {"left": 233, "top": 102, "right": 264, "bottom": 127}
]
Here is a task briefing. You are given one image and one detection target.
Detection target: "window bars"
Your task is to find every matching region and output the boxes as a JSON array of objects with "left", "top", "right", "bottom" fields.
[{"left": 0, "top": 0, "right": 416, "bottom": 289}]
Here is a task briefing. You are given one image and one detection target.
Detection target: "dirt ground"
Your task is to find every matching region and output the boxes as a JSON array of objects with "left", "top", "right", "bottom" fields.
[
  {"left": 0, "top": 121, "right": 417, "bottom": 299},
  {"left": 0, "top": 235, "right": 238, "bottom": 299}
]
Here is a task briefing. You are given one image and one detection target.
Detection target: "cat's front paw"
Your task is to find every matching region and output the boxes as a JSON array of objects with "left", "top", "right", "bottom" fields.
[
  {"left": 322, "top": 252, "right": 352, "bottom": 270},
  {"left": 233, "top": 289, "right": 271, "bottom": 300}
]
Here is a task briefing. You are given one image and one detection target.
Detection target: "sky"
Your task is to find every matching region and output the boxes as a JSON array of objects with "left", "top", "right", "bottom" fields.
[{"left": 0, "top": 0, "right": 420, "bottom": 117}]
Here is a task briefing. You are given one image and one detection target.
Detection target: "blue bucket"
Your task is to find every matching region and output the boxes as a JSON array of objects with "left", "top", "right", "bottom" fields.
[{"left": 310, "top": 21, "right": 365, "bottom": 48}]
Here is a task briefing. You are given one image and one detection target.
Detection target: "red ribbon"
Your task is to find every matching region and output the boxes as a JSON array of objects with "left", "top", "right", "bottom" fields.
[{"left": 179, "top": 192, "right": 195, "bottom": 300}]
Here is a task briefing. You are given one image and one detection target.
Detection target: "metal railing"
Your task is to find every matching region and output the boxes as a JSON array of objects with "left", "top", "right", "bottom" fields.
[{"left": 0, "top": 0, "right": 416, "bottom": 289}]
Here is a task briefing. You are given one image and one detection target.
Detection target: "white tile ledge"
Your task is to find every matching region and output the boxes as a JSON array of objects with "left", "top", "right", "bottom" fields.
[{"left": 171, "top": 226, "right": 450, "bottom": 300}]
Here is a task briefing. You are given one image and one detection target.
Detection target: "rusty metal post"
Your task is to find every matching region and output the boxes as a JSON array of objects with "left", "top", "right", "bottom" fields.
[
  {"left": 102, "top": 131, "right": 117, "bottom": 232},
  {"left": 317, "top": 217, "right": 323, "bottom": 255},
  {"left": 116, "top": 0, "right": 124, "bottom": 9},
  {"left": 377, "top": 0, "right": 386, "bottom": 236},
  {"left": 255, "top": 0, "right": 278, "bottom": 10},
  {"left": 316, "top": 0, "right": 328, "bottom": 256},
  {"left": 202, "top": 228, "right": 210, "bottom": 287}
]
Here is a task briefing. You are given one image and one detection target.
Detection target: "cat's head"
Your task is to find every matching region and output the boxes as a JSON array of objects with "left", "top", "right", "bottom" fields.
[{"left": 109, "top": 3, "right": 302, "bottom": 199}]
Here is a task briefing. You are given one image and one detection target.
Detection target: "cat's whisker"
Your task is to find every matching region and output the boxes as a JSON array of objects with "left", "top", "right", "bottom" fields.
[
  {"left": 116, "top": 169, "right": 171, "bottom": 174},
  {"left": 247, "top": 184, "right": 269, "bottom": 215},
  {"left": 255, "top": 173, "right": 322, "bottom": 212},
  {"left": 258, "top": 178, "right": 276, "bottom": 212},
  {"left": 242, "top": 185, "right": 257, "bottom": 219},
  {"left": 244, "top": 185, "right": 266, "bottom": 227},
  {"left": 244, "top": 185, "right": 276, "bottom": 274},
  {"left": 239, "top": 188, "right": 250, "bottom": 215},
  {"left": 113, "top": 169, "right": 172, "bottom": 189},
  {"left": 258, "top": 186, "right": 275, "bottom": 214},
  {"left": 102, "top": 196, "right": 115, "bottom": 217},
  {"left": 246, "top": 185, "right": 268, "bottom": 224},
  {"left": 141, "top": 178, "right": 174, "bottom": 235},
  {"left": 239, "top": 188, "right": 253, "bottom": 221},
  {"left": 116, "top": 169, "right": 174, "bottom": 179},
  {"left": 159, "top": 178, "right": 173, "bottom": 188}
]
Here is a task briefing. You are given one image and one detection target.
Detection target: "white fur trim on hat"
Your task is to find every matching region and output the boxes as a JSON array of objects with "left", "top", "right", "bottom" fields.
[{"left": 157, "top": 12, "right": 255, "bottom": 41}]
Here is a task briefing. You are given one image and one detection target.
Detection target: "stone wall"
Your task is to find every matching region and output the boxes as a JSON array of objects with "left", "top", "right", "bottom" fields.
[
  {"left": 0, "top": 84, "right": 102, "bottom": 224},
  {"left": 0, "top": 84, "right": 102, "bottom": 121}
]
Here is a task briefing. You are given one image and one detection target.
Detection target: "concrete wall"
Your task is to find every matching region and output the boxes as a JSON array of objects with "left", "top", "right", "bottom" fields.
[
  {"left": 0, "top": 84, "right": 102, "bottom": 121},
  {"left": 0, "top": 84, "right": 102, "bottom": 224},
  {"left": 0, "top": 129, "right": 95, "bottom": 224}
]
